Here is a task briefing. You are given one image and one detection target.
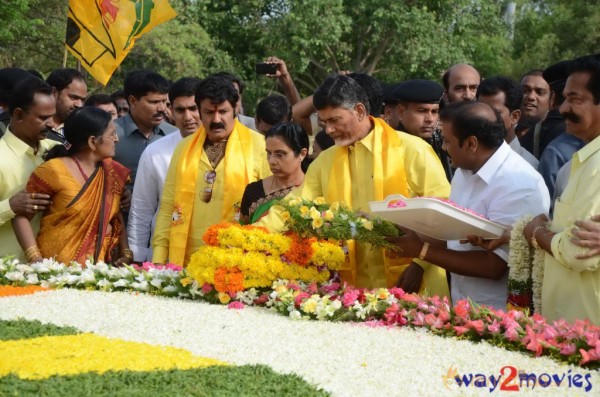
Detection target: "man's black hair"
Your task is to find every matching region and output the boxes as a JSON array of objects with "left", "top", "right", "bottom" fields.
[
  {"left": 123, "top": 70, "right": 170, "bottom": 99},
  {"left": 568, "top": 55, "right": 600, "bottom": 104},
  {"left": 46, "top": 68, "right": 85, "bottom": 92},
  {"left": 256, "top": 95, "right": 292, "bottom": 125},
  {"left": 348, "top": 73, "right": 383, "bottom": 117},
  {"left": 195, "top": 76, "right": 239, "bottom": 110},
  {"left": 9, "top": 77, "right": 53, "bottom": 114},
  {"left": 169, "top": 77, "right": 202, "bottom": 103},
  {"left": 440, "top": 101, "right": 505, "bottom": 149},
  {"left": 211, "top": 72, "right": 245, "bottom": 94},
  {"left": 85, "top": 93, "right": 116, "bottom": 108},
  {"left": 476, "top": 76, "right": 523, "bottom": 112},
  {"left": 313, "top": 74, "right": 370, "bottom": 115}
]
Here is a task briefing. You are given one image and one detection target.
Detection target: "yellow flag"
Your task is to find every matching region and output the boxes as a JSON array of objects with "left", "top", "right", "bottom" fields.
[{"left": 66, "top": 0, "right": 177, "bottom": 85}]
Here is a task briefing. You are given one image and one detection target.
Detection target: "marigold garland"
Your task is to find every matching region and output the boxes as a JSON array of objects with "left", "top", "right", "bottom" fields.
[{"left": 187, "top": 223, "right": 344, "bottom": 293}]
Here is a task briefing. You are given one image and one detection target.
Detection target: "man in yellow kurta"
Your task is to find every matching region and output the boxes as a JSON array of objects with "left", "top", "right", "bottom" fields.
[
  {"left": 0, "top": 77, "right": 58, "bottom": 261},
  {"left": 262, "top": 75, "right": 451, "bottom": 295},
  {"left": 152, "top": 77, "right": 270, "bottom": 266},
  {"left": 524, "top": 56, "right": 600, "bottom": 325}
]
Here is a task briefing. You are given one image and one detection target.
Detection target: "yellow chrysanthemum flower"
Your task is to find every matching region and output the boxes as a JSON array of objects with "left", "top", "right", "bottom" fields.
[
  {"left": 323, "top": 210, "right": 334, "bottom": 221},
  {"left": 281, "top": 211, "right": 291, "bottom": 221},
  {"left": 314, "top": 197, "right": 326, "bottom": 205},
  {"left": 300, "top": 206, "right": 309, "bottom": 215}
]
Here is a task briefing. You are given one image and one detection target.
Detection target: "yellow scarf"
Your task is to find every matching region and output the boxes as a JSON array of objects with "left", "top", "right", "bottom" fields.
[
  {"left": 327, "top": 117, "right": 411, "bottom": 286},
  {"left": 169, "top": 120, "right": 254, "bottom": 265},
  {"left": 327, "top": 116, "right": 409, "bottom": 205}
]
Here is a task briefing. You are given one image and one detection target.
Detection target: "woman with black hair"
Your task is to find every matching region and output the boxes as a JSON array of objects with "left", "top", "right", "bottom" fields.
[
  {"left": 12, "top": 107, "right": 131, "bottom": 265},
  {"left": 240, "top": 122, "right": 309, "bottom": 224}
]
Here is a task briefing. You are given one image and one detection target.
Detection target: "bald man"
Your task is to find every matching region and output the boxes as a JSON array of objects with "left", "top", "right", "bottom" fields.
[{"left": 442, "top": 63, "right": 481, "bottom": 104}]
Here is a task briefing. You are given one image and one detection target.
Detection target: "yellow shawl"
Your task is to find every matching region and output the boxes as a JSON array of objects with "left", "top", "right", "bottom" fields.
[
  {"left": 326, "top": 117, "right": 413, "bottom": 287},
  {"left": 169, "top": 121, "right": 254, "bottom": 265}
]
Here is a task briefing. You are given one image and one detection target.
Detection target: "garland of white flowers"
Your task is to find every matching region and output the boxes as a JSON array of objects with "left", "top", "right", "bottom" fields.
[
  {"left": 507, "top": 216, "right": 547, "bottom": 313},
  {"left": 531, "top": 248, "right": 546, "bottom": 313},
  {"left": 507, "top": 216, "right": 534, "bottom": 293}
]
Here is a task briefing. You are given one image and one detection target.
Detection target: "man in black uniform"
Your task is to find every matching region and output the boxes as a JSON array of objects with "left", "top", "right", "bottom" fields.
[{"left": 393, "top": 79, "right": 453, "bottom": 181}]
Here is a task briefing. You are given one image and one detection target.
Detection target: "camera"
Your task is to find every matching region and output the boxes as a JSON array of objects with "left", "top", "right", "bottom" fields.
[{"left": 255, "top": 63, "right": 278, "bottom": 75}]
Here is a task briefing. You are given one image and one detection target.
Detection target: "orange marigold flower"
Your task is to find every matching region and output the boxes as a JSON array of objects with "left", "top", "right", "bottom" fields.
[
  {"left": 213, "top": 266, "right": 245, "bottom": 294},
  {"left": 202, "top": 223, "right": 237, "bottom": 246},
  {"left": 282, "top": 233, "right": 315, "bottom": 266}
]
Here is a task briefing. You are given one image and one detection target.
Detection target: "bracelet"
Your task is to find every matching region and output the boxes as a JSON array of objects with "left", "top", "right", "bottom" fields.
[
  {"left": 419, "top": 242, "right": 430, "bottom": 260},
  {"left": 24, "top": 246, "right": 42, "bottom": 263},
  {"left": 121, "top": 249, "right": 134, "bottom": 260},
  {"left": 531, "top": 226, "right": 546, "bottom": 250}
]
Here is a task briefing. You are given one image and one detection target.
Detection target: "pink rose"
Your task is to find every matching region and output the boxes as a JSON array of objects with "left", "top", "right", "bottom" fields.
[{"left": 201, "top": 283, "right": 213, "bottom": 294}]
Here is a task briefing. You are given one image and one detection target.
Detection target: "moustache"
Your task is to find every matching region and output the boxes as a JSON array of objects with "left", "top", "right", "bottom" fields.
[
  {"left": 562, "top": 111, "right": 581, "bottom": 123},
  {"left": 153, "top": 111, "right": 166, "bottom": 118},
  {"left": 210, "top": 122, "right": 225, "bottom": 130}
]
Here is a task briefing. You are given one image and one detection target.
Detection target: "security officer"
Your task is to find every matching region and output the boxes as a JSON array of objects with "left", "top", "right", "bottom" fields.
[{"left": 393, "top": 79, "right": 453, "bottom": 180}]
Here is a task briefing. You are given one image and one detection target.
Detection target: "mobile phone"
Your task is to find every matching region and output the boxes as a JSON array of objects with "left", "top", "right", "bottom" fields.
[{"left": 256, "top": 63, "right": 278, "bottom": 75}]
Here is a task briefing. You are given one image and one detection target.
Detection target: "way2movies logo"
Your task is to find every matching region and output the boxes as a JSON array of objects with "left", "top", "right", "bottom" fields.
[{"left": 442, "top": 365, "right": 593, "bottom": 392}]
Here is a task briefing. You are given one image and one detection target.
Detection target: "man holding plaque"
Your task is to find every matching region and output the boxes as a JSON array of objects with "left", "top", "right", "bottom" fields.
[
  {"left": 391, "top": 101, "right": 550, "bottom": 309},
  {"left": 152, "top": 77, "right": 270, "bottom": 266}
]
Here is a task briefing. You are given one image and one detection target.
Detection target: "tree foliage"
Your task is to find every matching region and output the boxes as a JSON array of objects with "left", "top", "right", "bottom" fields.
[{"left": 0, "top": 0, "right": 599, "bottom": 114}]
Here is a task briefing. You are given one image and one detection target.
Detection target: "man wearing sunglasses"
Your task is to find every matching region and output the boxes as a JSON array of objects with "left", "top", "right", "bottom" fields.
[{"left": 152, "top": 76, "right": 270, "bottom": 266}]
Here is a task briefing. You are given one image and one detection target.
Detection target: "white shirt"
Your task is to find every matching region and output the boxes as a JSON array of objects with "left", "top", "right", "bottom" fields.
[
  {"left": 238, "top": 114, "right": 257, "bottom": 131},
  {"left": 509, "top": 137, "right": 539, "bottom": 168},
  {"left": 127, "top": 130, "right": 184, "bottom": 261},
  {"left": 447, "top": 142, "right": 550, "bottom": 309}
]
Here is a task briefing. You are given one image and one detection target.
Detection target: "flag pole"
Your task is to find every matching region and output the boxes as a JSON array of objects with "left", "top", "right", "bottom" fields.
[{"left": 63, "top": 47, "right": 68, "bottom": 68}]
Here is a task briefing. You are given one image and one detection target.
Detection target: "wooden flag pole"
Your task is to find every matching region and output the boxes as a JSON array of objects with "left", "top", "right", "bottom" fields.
[{"left": 63, "top": 47, "right": 68, "bottom": 68}]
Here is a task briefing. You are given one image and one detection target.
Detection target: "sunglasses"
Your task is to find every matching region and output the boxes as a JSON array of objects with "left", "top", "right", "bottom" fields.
[{"left": 201, "top": 170, "right": 217, "bottom": 203}]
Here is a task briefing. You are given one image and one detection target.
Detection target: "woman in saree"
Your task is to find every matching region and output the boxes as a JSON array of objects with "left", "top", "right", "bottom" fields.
[
  {"left": 12, "top": 107, "right": 132, "bottom": 265},
  {"left": 240, "top": 122, "right": 310, "bottom": 224}
]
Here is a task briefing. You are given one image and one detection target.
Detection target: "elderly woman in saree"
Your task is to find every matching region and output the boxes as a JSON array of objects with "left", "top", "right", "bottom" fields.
[
  {"left": 240, "top": 122, "right": 310, "bottom": 224},
  {"left": 12, "top": 107, "right": 132, "bottom": 265}
]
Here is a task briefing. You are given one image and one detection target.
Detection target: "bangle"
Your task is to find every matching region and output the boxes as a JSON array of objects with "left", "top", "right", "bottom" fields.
[
  {"left": 121, "top": 249, "right": 134, "bottom": 260},
  {"left": 24, "top": 246, "right": 42, "bottom": 263},
  {"left": 419, "top": 242, "right": 430, "bottom": 260},
  {"left": 531, "top": 226, "right": 546, "bottom": 249}
]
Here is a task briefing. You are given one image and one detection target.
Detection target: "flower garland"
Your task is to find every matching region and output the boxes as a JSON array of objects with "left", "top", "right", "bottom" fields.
[
  {"left": 2, "top": 256, "right": 599, "bottom": 369},
  {"left": 186, "top": 223, "right": 345, "bottom": 294},
  {"left": 507, "top": 216, "right": 534, "bottom": 312},
  {"left": 507, "top": 216, "right": 548, "bottom": 314},
  {"left": 275, "top": 197, "right": 401, "bottom": 250}
]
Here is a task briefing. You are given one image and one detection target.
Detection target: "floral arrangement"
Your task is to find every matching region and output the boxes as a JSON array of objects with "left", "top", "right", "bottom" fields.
[
  {"left": 2, "top": 255, "right": 599, "bottom": 369},
  {"left": 507, "top": 216, "right": 547, "bottom": 313},
  {"left": 275, "top": 196, "right": 401, "bottom": 250},
  {"left": 185, "top": 223, "right": 345, "bottom": 296},
  {"left": 0, "top": 257, "right": 187, "bottom": 297}
]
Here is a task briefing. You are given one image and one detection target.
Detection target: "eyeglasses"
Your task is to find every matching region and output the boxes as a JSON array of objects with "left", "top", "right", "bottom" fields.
[
  {"left": 98, "top": 130, "right": 118, "bottom": 141},
  {"left": 117, "top": 106, "right": 129, "bottom": 112},
  {"left": 266, "top": 151, "right": 292, "bottom": 161},
  {"left": 200, "top": 170, "right": 217, "bottom": 203}
]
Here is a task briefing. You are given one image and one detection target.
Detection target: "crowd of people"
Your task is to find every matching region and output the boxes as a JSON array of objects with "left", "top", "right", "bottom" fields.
[{"left": 0, "top": 53, "right": 599, "bottom": 326}]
